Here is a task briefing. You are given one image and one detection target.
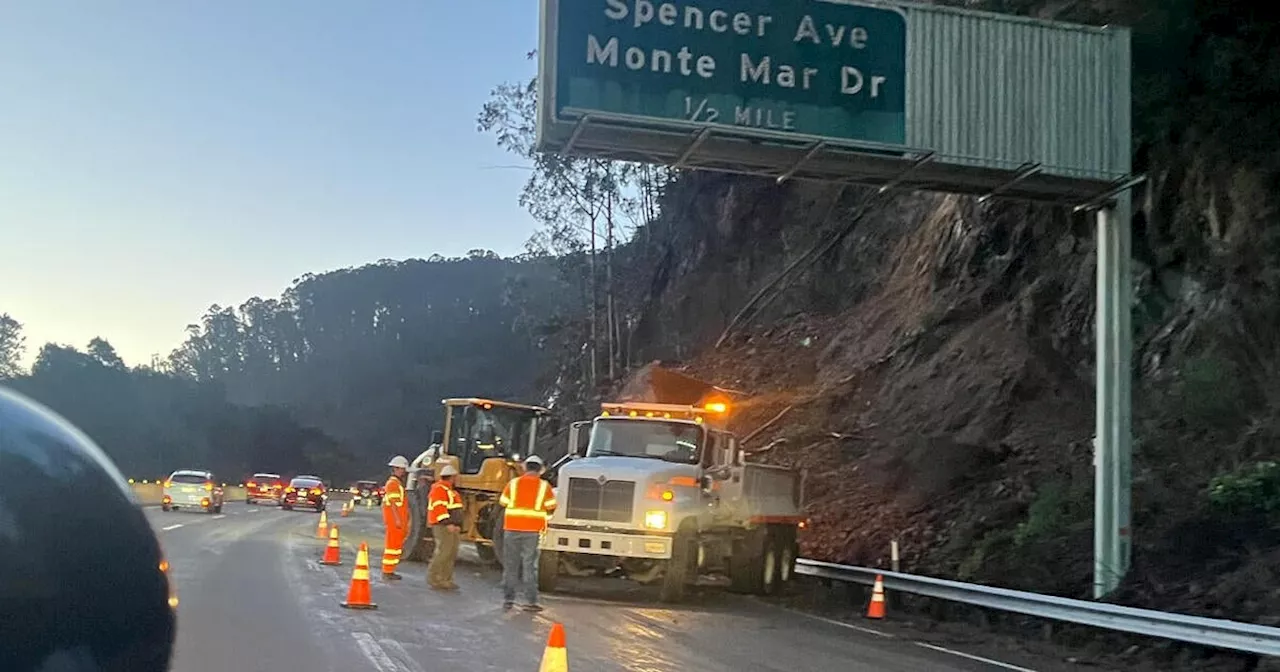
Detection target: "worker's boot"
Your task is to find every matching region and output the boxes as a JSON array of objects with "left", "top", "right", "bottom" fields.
[{"left": 382, "top": 572, "right": 402, "bottom": 581}]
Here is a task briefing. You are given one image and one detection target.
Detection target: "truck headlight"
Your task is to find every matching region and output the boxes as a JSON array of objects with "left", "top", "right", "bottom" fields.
[{"left": 644, "top": 510, "right": 668, "bottom": 530}]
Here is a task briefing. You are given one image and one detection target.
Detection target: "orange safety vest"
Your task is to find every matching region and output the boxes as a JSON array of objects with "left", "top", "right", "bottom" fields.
[
  {"left": 427, "top": 481, "right": 462, "bottom": 526},
  {"left": 382, "top": 476, "right": 408, "bottom": 528},
  {"left": 499, "top": 474, "right": 557, "bottom": 533}
]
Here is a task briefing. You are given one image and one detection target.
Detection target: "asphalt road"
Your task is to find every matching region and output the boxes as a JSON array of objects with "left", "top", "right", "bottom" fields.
[{"left": 147, "top": 500, "right": 1056, "bottom": 672}]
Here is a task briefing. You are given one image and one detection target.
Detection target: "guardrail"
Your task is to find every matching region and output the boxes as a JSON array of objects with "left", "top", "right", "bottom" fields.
[{"left": 795, "top": 558, "right": 1280, "bottom": 658}]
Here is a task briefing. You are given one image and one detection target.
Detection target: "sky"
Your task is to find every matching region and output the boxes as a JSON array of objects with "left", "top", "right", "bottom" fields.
[{"left": 0, "top": 1, "right": 540, "bottom": 367}]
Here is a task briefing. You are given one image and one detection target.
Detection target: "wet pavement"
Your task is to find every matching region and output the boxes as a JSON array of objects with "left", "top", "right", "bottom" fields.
[{"left": 148, "top": 500, "right": 1046, "bottom": 672}]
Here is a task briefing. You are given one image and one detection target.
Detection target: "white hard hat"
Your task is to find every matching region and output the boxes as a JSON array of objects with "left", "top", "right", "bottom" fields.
[
  {"left": 524, "top": 455, "right": 545, "bottom": 467},
  {"left": 387, "top": 455, "right": 409, "bottom": 469},
  {"left": 438, "top": 464, "right": 458, "bottom": 477}
]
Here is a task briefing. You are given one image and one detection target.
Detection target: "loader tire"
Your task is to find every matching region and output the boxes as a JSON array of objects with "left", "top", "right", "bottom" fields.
[{"left": 404, "top": 491, "right": 433, "bottom": 562}]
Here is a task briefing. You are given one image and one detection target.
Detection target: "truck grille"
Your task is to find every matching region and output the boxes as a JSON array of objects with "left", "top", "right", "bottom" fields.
[{"left": 566, "top": 477, "right": 635, "bottom": 523}]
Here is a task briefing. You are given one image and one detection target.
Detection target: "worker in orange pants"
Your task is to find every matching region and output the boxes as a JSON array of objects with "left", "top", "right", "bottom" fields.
[{"left": 381, "top": 455, "right": 410, "bottom": 580}]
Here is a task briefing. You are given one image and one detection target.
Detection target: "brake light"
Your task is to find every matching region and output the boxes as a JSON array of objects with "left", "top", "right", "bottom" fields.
[
  {"left": 311, "top": 488, "right": 323, "bottom": 496},
  {"left": 285, "top": 487, "right": 295, "bottom": 493},
  {"left": 162, "top": 495, "right": 171, "bottom": 504},
  {"left": 163, "top": 480, "right": 172, "bottom": 489},
  {"left": 203, "top": 482, "right": 214, "bottom": 492},
  {"left": 248, "top": 481, "right": 257, "bottom": 488}
]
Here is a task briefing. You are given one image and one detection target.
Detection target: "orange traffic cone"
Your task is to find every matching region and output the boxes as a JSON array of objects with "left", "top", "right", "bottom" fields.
[
  {"left": 538, "top": 622, "right": 568, "bottom": 672},
  {"left": 866, "top": 574, "right": 886, "bottom": 619},
  {"left": 341, "top": 500, "right": 350, "bottom": 517},
  {"left": 340, "top": 541, "right": 377, "bottom": 610},
  {"left": 321, "top": 525, "right": 342, "bottom": 565},
  {"left": 316, "top": 510, "right": 328, "bottom": 538}
]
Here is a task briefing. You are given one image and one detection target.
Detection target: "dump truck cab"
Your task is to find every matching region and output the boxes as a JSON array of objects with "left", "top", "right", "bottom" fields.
[
  {"left": 404, "top": 397, "right": 549, "bottom": 563},
  {"left": 539, "top": 400, "right": 805, "bottom": 602}
]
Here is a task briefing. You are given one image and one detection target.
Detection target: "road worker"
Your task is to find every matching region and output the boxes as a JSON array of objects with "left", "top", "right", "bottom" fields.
[
  {"left": 498, "top": 455, "right": 557, "bottom": 611},
  {"left": 0, "top": 386, "right": 176, "bottom": 671},
  {"left": 426, "top": 464, "right": 464, "bottom": 590},
  {"left": 381, "top": 455, "right": 410, "bottom": 581}
]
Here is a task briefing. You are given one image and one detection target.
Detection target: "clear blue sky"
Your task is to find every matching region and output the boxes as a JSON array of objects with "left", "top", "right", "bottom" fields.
[{"left": 0, "top": 1, "right": 539, "bottom": 366}]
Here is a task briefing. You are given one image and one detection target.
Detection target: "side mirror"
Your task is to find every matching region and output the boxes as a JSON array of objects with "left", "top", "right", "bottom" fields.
[
  {"left": 431, "top": 430, "right": 444, "bottom": 445},
  {"left": 700, "top": 474, "right": 714, "bottom": 492}
]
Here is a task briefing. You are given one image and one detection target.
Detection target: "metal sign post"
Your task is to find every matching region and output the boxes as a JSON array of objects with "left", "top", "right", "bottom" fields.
[{"left": 1092, "top": 195, "right": 1134, "bottom": 598}]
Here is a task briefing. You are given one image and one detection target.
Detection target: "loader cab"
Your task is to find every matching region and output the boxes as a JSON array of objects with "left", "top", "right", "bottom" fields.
[{"left": 439, "top": 398, "right": 548, "bottom": 484}]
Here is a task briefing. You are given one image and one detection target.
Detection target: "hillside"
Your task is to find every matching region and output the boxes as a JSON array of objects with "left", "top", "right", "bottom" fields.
[{"left": 517, "top": 0, "right": 1280, "bottom": 627}]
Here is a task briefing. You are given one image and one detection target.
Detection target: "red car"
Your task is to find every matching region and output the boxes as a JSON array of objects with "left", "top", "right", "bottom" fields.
[
  {"left": 246, "top": 473, "right": 285, "bottom": 505},
  {"left": 282, "top": 477, "right": 327, "bottom": 512}
]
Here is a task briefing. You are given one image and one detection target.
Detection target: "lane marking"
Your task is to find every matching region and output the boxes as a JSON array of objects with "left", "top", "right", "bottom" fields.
[
  {"left": 786, "top": 609, "right": 895, "bottom": 638},
  {"left": 213, "top": 515, "right": 226, "bottom": 520},
  {"left": 915, "top": 642, "right": 1038, "bottom": 672},
  {"left": 351, "top": 632, "right": 408, "bottom": 672},
  {"left": 377, "top": 639, "right": 425, "bottom": 672},
  {"left": 245, "top": 508, "right": 259, "bottom": 513},
  {"left": 161, "top": 524, "right": 184, "bottom": 531}
]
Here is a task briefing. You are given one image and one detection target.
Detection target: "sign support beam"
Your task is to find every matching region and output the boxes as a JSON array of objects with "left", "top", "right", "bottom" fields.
[{"left": 1092, "top": 194, "right": 1133, "bottom": 598}]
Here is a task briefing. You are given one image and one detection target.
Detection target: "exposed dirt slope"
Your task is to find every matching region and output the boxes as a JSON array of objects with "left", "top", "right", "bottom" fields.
[{"left": 622, "top": 169, "right": 1279, "bottom": 630}]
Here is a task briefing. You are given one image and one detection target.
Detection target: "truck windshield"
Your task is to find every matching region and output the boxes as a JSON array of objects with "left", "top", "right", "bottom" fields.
[{"left": 587, "top": 419, "right": 702, "bottom": 464}]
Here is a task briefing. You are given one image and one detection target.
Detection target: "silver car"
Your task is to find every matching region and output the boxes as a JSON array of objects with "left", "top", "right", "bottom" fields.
[{"left": 162, "top": 469, "right": 224, "bottom": 514}]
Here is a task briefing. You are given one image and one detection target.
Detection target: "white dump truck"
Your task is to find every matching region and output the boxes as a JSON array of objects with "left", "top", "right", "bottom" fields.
[{"left": 538, "top": 400, "right": 806, "bottom": 602}]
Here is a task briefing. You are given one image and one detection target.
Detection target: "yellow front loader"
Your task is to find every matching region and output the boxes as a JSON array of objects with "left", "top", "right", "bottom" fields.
[{"left": 404, "top": 397, "right": 549, "bottom": 564}]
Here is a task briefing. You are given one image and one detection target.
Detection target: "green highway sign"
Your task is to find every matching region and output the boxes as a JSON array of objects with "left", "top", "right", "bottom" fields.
[{"left": 547, "top": 0, "right": 907, "bottom": 145}]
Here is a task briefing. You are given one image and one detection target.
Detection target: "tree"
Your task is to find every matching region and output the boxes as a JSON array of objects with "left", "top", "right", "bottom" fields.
[
  {"left": 0, "top": 313, "right": 25, "bottom": 379},
  {"left": 86, "top": 337, "right": 126, "bottom": 369},
  {"left": 161, "top": 255, "right": 565, "bottom": 459},
  {"left": 478, "top": 75, "right": 665, "bottom": 387}
]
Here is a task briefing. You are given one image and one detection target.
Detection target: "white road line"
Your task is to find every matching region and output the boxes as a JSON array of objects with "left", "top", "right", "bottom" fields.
[
  {"left": 212, "top": 514, "right": 226, "bottom": 520},
  {"left": 351, "top": 632, "right": 408, "bottom": 672},
  {"left": 915, "top": 642, "right": 1038, "bottom": 672},
  {"left": 786, "top": 609, "right": 895, "bottom": 638},
  {"left": 245, "top": 508, "right": 259, "bottom": 513},
  {"left": 161, "top": 524, "right": 184, "bottom": 531},
  {"left": 377, "top": 639, "right": 425, "bottom": 672}
]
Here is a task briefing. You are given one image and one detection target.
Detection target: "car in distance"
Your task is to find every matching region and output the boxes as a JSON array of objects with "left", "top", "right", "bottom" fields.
[
  {"left": 349, "top": 480, "right": 383, "bottom": 506},
  {"left": 162, "top": 470, "right": 224, "bottom": 514},
  {"left": 282, "top": 476, "right": 327, "bottom": 512},
  {"left": 246, "top": 472, "right": 285, "bottom": 505}
]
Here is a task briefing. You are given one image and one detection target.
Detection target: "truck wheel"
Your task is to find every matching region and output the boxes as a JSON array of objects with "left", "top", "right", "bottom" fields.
[
  {"left": 659, "top": 529, "right": 695, "bottom": 603},
  {"left": 760, "top": 540, "right": 780, "bottom": 595},
  {"left": 776, "top": 528, "right": 798, "bottom": 591},
  {"left": 537, "top": 550, "right": 559, "bottom": 592},
  {"left": 729, "top": 528, "right": 768, "bottom": 594}
]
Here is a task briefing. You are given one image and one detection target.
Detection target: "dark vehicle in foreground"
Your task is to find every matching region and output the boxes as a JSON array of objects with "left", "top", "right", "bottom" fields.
[
  {"left": 246, "top": 472, "right": 285, "bottom": 505},
  {"left": 349, "top": 479, "right": 383, "bottom": 506},
  {"left": 282, "top": 477, "right": 327, "bottom": 512},
  {"left": 162, "top": 470, "right": 224, "bottom": 514}
]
